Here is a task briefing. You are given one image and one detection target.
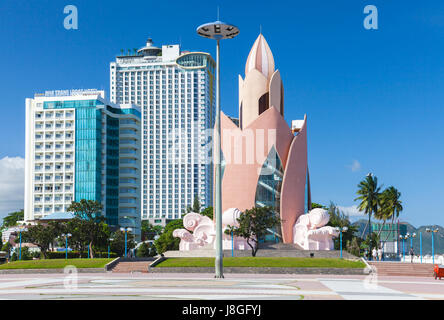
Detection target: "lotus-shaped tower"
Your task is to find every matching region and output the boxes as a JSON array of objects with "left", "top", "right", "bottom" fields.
[{"left": 218, "top": 34, "right": 311, "bottom": 243}]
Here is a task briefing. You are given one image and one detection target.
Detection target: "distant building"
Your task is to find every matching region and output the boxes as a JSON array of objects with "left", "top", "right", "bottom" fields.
[
  {"left": 110, "top": 38, "right": 215, "bottom": 226},
  {"left": 372, "top": 222, "right": 407, "bottom": 255},
  {"left": 24, "top": 90, "right": 141, "bottom": 239},
  {"left": 1, "top": 226, "right": 24, "bottom": 245}
]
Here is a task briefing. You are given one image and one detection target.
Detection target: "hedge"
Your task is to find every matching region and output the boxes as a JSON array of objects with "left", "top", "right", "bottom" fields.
[{"left": 46, "top": 251, "right": 118, "bottom": 259}]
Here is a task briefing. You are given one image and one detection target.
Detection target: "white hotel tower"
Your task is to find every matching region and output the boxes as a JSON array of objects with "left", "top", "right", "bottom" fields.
[
  {"left": 24, "top": 90, "right": 142, "bottom": 239},
  {"left": 110, "top": 38, "right": 215, "bottom": 226}
]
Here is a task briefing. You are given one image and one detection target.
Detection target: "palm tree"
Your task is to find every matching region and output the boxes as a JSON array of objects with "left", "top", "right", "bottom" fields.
[
  {"left": 379, "top": 186, "right": 403, "bottom": 242},
  {"left": 355, "top": 173, "right": 381, "bottom": 258},
  {"left": 374, "top": 190, "right": 390, "bottom": 238}
]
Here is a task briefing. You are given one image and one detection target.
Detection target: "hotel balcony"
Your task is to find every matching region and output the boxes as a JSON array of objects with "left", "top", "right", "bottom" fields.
[
  {"left": 119, "top": 201, "right": 138, "bottom": 208},
  {"left": 119, "top": 160, "right": 139, "bottom": 170}
]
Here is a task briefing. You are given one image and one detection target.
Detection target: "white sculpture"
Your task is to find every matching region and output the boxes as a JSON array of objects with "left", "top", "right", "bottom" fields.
[
  {"left": 293, "top": 208, "right": 339, "bottom": 250},
  {"left": 172, "top": 212, "right": 215, "bottom": 250},
  {"left": 173, "top": 207, "right": 339, "bottom": 251},
  {"left": 173, "top": 209, "right": 248, "bottom": 251},
  {"left": 221, "top": 208, "right": 249, "bottom": 250}
]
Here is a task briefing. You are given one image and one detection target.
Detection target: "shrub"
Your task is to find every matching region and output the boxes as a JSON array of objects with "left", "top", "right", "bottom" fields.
[
  {"left": 46, "top": 251, "right": 117, "bottom": 259},
  {"left": 20, "top": 247, "right": 33, "bottom": 260},
  {"left": 136, "top": 242, "right": 150, "bottom": 257},
  {"left": 10, "top": 247, "right": 33, "bottom": 261},
  {"left": 153, "top": 219, "right": 183, "bottom": 254},
  {"left": 136, "top": 242, "right": 157, "bottom": 257},
  {"left": 1, "top": 242, "right": 11, "bottom": 252},
  {"left": 154, "top": 231, "right": 180, "bottom": 254}
]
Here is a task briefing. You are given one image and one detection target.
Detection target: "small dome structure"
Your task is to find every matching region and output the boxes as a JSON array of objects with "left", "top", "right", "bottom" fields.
[{"left": 137, "top": 38, "right": 161, "bottom": 56}]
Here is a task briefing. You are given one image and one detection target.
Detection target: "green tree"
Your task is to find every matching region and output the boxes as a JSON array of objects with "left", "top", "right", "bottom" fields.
[
  {"left": 1, "top": 242, "right": 11, "bottom": 253},
  {"left": 163, "top": 219, "right": 184, "bottom": 234},
  {"left": 136, "top": 242, "right": 156, "bottom": 257},
  {"left": 110, "top": 230, "right": 136, "bottom": 256},
  {"left": 67, "top": 199, "right": 105, "bottom": 258},
  {"left": 346, "top": 237, "right": 361, "bottom": 257},
  {"left": 20, "top": 222, "right": 60, "bottom": 259},
  {"left": 311, "top": 203, "right": 327, "bottom": 209},
  {"left": 183, "top": 195, "right": 201, "bottom": 214},
  {"left": 326, "top": 202, "right": 358, "bottom": 250},
  {"left": 226, "top": 207, "right": 280, "bottom": 257},
  {"left": 377, "top": 186, "right": 403, "bottom": 241},
  {"left": 192, "top": 195, "right": 201, "bottom": 213},
  {"left": 141, "top": 220, "right": 163, "bottom": 240},
  {"left": 355, "top": 173, "right": 381, "bottom": 259},
  {"left": 17, "top": 246, "right": 33, "bottom": 260},
  {"left": 2, "top": 210, "right": 24, "bottom": 228},
  {"left": 66, "top": 218, "right": 88, "bottom": 257},
  {"left": 200, "top": 206, "right": 214, "bottom": 220},
  {"left": 154, "top": 219, "right": 183, "bottom": 254}
]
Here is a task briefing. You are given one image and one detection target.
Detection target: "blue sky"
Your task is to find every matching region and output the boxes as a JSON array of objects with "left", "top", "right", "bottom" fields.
[{"left": 0, "top": 0, "right": 443, "bottom": 227}]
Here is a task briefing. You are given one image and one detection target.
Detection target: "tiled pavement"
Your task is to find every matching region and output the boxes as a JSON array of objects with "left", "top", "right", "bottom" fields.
[{"left": 0, "top": 272, "right": 442, "bottom": 300}]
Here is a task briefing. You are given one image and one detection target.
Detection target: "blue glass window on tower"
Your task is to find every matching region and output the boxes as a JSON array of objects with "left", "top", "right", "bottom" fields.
[
  {"left": 74, "top": 102, "right": 102, "bottom": 203},
  {"left": 255, "top": 146, "right": 284, "bottom": 242},
  {"left": 105, "top": 115, "right": 119, "bottom": 226}
]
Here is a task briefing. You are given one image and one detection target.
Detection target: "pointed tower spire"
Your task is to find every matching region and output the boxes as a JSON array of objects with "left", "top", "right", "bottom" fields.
[{"left": 245, "top": 34, "right": 275, "bottom": 81}]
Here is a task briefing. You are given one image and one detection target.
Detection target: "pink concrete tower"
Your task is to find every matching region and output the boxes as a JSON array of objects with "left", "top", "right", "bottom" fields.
[{"left": 218, "top": 34, "right": 311, "bottom": 243}]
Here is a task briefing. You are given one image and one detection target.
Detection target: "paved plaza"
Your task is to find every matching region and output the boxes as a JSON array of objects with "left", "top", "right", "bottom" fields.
[{"left": 0, "top": 272, "right": 442, "bottom": 300}]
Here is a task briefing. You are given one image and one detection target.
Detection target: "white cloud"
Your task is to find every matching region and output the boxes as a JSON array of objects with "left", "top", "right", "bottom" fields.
[
  {"left": 337, "top": 205, "right": 366, "bottom": 217},
  {"left": 0, "top": 157, "right": 25, "bottom": 221},
  {"left": 347, "top": 159, "right": 361, "bottom": 172}
]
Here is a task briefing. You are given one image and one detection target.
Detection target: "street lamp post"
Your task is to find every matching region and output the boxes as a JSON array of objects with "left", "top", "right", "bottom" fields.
[
  {"left": 426, "top": 228, "right": 439, "bottom": 264},
  {"left": 197, "top": 20, "right": 239, "bottom": 279},
  {"left": 18, "top": 228, "right": 23, "bottom": 261},
  {"left": 404, "top": 232, "right": 416, "bottom": 263},
  {"left": 61, "top": 233, "right": 72, "bottom": 259},
  {"left": 120, "top": 227, "right": 133, "bottom": 258},
  {"left": 410, "top": 232, "right": 416, "bottom": 249},
  {"left": 420, "top": 232, "right": 422, "bottom": 263},
  {"left": 231, "top": 230, "right": 234, "bottom": 258},
  {"left": 335, "top": 227, "right": 348, "bottom": 259},
  {"left": 399, "top": 234, "right": 406, "bottom": 262},
  {"left": 108, "top": 237, "right": 114, "bottom": 259}
]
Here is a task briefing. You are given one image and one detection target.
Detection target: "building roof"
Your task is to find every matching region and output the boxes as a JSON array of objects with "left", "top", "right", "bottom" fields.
[
  {"left": 40, "top": 212, "right": 75, "bottom": 221},
  {"left": 245, "top": 34, "right": 275, "bottom": 80}
]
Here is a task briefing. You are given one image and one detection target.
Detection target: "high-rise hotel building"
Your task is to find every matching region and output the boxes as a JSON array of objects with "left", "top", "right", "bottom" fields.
[
  {"left": 110, "top": 38, "right": 215, "bottom": 226},
  {"left": 24, "top": 90, "right": 142, "bottom": 238}
]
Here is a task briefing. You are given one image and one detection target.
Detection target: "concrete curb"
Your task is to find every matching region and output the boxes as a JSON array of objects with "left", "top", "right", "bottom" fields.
[
  {"left": 0, "top": 268, "right": 106, "bottom": 274},
  {"left": 105, "top": 257, "right": 121, "bottom": 271},
  {"left": 361, "top": 257, "right": 373, "bottom": 275},
  {"left": 149, "top": 266, "right": 368, "bottom": 275},
  {"left": 148, "top": 256, "right": 166, "bottom": 271}
]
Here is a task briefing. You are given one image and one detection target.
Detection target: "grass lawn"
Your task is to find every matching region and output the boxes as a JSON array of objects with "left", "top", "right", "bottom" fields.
[
  {"left": 0, "top": 258, "right": 114, "bottom": 270},
  {"left": 156, "top": 257, "right": 366, "bottom": 269}
]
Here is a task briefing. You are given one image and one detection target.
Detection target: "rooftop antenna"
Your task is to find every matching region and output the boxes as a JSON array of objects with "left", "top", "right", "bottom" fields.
[
  {"left": 260, "top": 24, "right": 262, "bottom": 35},
  {"left": 217, "top": 6, "right": 220, "bottom": 20}
]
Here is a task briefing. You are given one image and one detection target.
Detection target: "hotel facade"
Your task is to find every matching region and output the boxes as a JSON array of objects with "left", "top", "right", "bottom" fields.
[
  {"left": 110, "top": 38, "right": 215, "bottom": 226},
  {"left": 24, "top": 90, "right": 142, "bottom": 238}
]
